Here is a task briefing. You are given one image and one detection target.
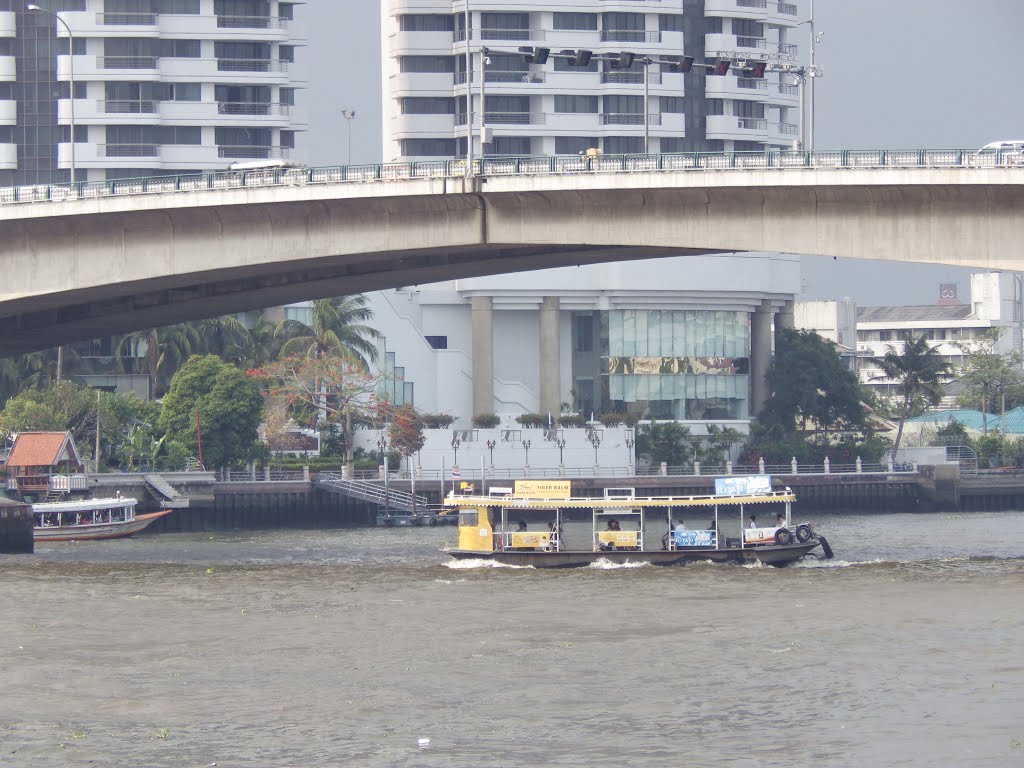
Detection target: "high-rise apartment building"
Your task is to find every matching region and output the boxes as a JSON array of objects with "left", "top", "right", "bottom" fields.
[
  {"left": 382, "top": 0, "right": 804, "bottom": 161},
  {"left": 0, "top": 0, "right": 306, "bottom": 185}
]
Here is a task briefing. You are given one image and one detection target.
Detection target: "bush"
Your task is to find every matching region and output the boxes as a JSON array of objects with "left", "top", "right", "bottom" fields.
[
  {"left": 421, "top": 412, "right": 456, "bottom": 429},
  {"left": 516, "top": 413, "right": 547, "bottom": 428},
  {"left": 472, "top": 413, "right": 500, "bottom": 428},
  {"left": 558, "top": 413, "right": 586, "bottom": 428},
  {"left": 599, "top": 413, "right": 626, "bottom": 427}
]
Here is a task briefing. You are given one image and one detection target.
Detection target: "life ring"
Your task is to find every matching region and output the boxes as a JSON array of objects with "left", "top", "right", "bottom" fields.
[
  {"left": 774, "top": 527, "right": 793, "bottom": 545},
  {"left": 795, "top": 524, "right": 812, "bottom": 543}
]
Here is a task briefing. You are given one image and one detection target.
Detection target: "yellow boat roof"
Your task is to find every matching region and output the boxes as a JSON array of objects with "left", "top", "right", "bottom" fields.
[{"left": 442, "top": 489, "right": 796, "bottom": 510}]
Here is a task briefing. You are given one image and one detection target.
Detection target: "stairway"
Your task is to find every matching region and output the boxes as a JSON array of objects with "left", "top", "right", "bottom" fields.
[
  {"left": 316, "top": 473, "right": 429, "bottom": 514},
  {"left": 143, "top": 474, "right": 191, "bottom": 508}
]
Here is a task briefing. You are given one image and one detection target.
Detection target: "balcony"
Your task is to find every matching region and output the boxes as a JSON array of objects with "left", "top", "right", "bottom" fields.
[
  {"left": 455, "top": 71, "right": 545, "bottom": 85},
  {"left": 217, "top": 101, "right": 289, "bottom": 116},
  {"left": 0, "top": 142, "right": 15, "bottom": 170},
  {"left": 464, "top": 112, "right": 545, "bottom": 125},
  {"left": 0, "top": 100, "right": 15, "bottom": 123},
  {"left": 216, "top": 15, "right": 288, "bottom": 30},
  {"left": 218, "top": 145, "right": 288, "bottom": 159},
  {"left": 98, "top": 99, "right": 158, "bottom": 114},
  {"left": 0, "top": 56, "right": 16, "bottom": 81},
  {"left": 216, "top": 58, "right": 288, "bottom": 73},
  {"left": 737, "top": 117, "right": 768, "bottom": 130},
  {"left": 600, "top": 30, "right": 662, "bottom": 44},
  {"left": 601, "top": 71, "right": 661, "bottom": 85},
  {"left": 96, "top": 12, "right": 157, "bottom": 26},
  {"left": 99, "top": 143, "right": 160, "bottom": 158},
  {"left": 601, "top": 113, "right": 662, "bottom": 126},
  {"left": 97, "top": 56, "right": 160, "bottom": 70},
  {"left": 0, "top": 11, "right": 15, "bottom": 37}
]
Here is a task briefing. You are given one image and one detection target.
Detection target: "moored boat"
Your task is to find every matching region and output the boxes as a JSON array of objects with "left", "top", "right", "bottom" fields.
[
  {"left": 32, "top": 496, "right": 172, "bottom": 542},
  {"left": 443, "top": 476, "right": 833, "bottom": 568}
]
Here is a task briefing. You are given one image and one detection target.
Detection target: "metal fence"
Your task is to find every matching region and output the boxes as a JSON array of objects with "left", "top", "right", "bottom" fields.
[{"left": 1, "top": 148, "right": 1018, "bottom": 207}]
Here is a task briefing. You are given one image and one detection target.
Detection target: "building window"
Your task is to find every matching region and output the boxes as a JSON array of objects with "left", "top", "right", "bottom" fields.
[
  {"left": 660, "top": 137, "right": 687, "bottom": 153},
  {"left": 554, "top": 56, "right": 598, "bottom": 73},
  {"left": 735, "top": 101, "right": 765, "bottom": 118},
  {"left": 659, "top": 14, "right": 684, "bottom": 33},
  {"left": 401, "top": 138, "right": 457, "bottom": 156},
  {"left": 480, "top": 12, "right": 529, "bottom": 40},
  {"left": 401, "top": 97, "right": 455, "bottom": 114},
  {"left": 705, "top": 17, "right": 723, "bottom": 34},
  {"left": 399, "top": 14, "right": 454, "bottom": 32},
  {"left": 554, "top": 95, "right": 598, "bottom": 113},
  {"left": 660, "top": 96, "right": 685, "bottom": 114},
  {"left": 555, "top": 136, "right": 599, "bottom": 155},
  {"left": 574, "top": 313, "right": 594, "bottom": 353},
  {"left": 604, "top": 136, "right": 643, "bottom": 154},
  {"left": 732, "top": 19, "right": 764, "bottom": 38},
  {"left": 399, "top": 56, "right": 456, "bottom": 73},
  {"left": 706, "top": 99, "right": 724, "bottom": 116},
  {"left": 280, "top": 88, "right": 296, "bottom": 106},
  {"left": 156, "top": 0, "right": 200, "bottom": 12},
  {"left": 425, "top": 335, "right": 448, "bottom": 350},
  {"left": 487, "top": 136, "right": 531, "bottom": 156},
  {"left": 157, "top": 39, "right": 201, "bottom": 58},
  {"left": 553, "top": 12, "right": 597, "bottom": 31}
]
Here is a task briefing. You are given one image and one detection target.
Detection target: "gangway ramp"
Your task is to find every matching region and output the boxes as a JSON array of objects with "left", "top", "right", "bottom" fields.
[{"left": 316, "top": 473, "right": 428, "bottom": 514}]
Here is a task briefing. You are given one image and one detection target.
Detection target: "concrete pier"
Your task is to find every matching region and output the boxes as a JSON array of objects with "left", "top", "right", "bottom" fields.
[{"left": 0, "top": 498, "right": 33, "bottom": 554}]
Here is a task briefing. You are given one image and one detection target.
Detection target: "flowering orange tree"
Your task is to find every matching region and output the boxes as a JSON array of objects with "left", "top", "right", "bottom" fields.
[
  {"left": 248, "top": 353, "right": 388, "bottom": 465},
  {"left": 386, "top": 403, "right": 426, "bottom": 466}
]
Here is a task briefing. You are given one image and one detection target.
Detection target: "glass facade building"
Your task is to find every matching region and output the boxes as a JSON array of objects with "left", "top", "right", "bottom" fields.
[{"left": 573, "top": 309, "right": 750, "bottom": 421}]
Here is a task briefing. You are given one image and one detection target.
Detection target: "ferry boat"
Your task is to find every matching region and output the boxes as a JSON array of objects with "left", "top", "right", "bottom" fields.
[
  {"left": 33, "top": 496, "right": 172, "bottom": 543},
  {"left": 443, "top": 476, "right": 833, "bottom": 568}
]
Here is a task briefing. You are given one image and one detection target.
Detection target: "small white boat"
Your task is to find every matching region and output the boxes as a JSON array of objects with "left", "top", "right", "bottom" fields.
[{"left": 33, "top": 496, "right": 171, "bottom": 542}]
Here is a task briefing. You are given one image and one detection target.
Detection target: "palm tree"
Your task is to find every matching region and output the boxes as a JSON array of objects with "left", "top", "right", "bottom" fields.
[
  {"left": 274, "top": 296, "right": 379, "bottom": 368},
  {"left": 871, "top": 335, "right": 953, "bottom": 462},
  {"left": 115, "top": 323, "right": 204, "bottom": 398}
]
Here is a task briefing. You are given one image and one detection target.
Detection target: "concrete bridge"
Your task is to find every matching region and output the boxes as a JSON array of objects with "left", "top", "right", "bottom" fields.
[{"left": 1, "top": 148, "right": 1022, "bottom": 356}]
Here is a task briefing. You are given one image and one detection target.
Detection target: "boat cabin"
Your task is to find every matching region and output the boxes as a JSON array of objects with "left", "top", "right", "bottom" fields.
[
  {"left": 4, "top": 431, "right": 88, "bottom": 498},
  {"left": 448, "top": 477, "right": 796, "bottom": 555}
]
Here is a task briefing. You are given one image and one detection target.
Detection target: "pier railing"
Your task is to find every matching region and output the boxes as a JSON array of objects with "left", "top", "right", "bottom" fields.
[{"left": 1, "top": 148, "right": 1018, "bottom": 207}]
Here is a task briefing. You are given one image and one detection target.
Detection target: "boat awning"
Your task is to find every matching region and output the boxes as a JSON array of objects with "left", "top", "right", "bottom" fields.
[{"left": 442, "top": 490, "right": 796, "bottom": 510}]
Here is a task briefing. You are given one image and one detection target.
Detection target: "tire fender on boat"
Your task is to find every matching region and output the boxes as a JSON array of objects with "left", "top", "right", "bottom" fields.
[
  {"left": 774, "top": 527, "right": 793, "bottom": 545},
  {"left": 429, "top": 518, "right": 437, "bottom": 527},
  {"left": 817, "top": 535, "right": 834, "bottom": 560},
  {"left": 795, "top": 524, "right": 812, "bottom": 543}
]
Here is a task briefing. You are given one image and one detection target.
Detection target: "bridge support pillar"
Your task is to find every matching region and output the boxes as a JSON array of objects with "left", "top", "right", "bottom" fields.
[
  {"left": 775, "top": 299, "right": 794, "bottom": 343},
  {"left": 539, "top": 296, "right": 561, "bottom": 420},
  {"left": 471, "top": 296, "right": 494, "bottom": 416},
  {"left": 750, "top": 301, "right": 773, "bottom": 416}
]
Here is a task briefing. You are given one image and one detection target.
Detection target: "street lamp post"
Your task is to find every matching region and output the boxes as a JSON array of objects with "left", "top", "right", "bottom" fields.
[
  {"left": 340, "top": 109, "right": 356, "bottom": 165},
  {"left": 521, "top": 439, "right": 531, "bottom": 469},
  {"left": 28, "top": 4, "right": 75, "bottom": 184},
  {"left": 377, "top": 434, "right": 390, "bottom": 518},
  {"left": 451, "top": 435, "right": 461, "bottom": 466},
  {"left": 486, "top": 439, "right": 496, "bottom": 466},
  {"left": 641, "top": 57, "right": 651, "bottom": 154},
  {"left": 556, "top": 438, "right": 566, "bottom": 465},
  {"left": 588, "top": 431, "right": 601, "bottom": 470},
  {"left": 625, "top": 436, "right": 635, "bottom": 473}
]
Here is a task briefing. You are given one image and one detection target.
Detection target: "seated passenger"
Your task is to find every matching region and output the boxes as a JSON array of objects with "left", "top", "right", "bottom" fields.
[
  {"left": 775, "top": 513, "right": 786, "bottom": 528},
  {"left": 516, "top": 520, "right": 528, "bottom": 532}
]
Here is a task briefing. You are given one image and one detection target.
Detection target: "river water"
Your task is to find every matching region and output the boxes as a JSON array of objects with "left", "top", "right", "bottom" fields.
[{"left": 1, "top": 511, "right": 1022, "bottom": 768}]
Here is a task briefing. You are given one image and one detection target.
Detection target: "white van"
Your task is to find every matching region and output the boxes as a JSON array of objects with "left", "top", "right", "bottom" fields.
[{"left": 970, "top": 140, "right": 1024, "bottom": 166}]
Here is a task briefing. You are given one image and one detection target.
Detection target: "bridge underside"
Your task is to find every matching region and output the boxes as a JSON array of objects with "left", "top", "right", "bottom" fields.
[
  {"left": 1, "top": 171, "right": 1022, "bottom": 356},
  {"left": 0, "top": 241, "right": 693, "bottom": 356}
]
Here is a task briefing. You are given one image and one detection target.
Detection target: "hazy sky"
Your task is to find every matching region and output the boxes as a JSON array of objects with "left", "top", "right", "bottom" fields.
[{"left": 301, "top": 1, "right": 1024, "bottom": 307}]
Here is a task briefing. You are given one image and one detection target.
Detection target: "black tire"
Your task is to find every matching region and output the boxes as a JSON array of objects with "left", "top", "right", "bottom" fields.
[
  {"left": 775, "top": 527, "right": 793, "bottom": 545},
  {"left": 795, "top": 524, "right": 812, "bottom": 543},
  {"left": 818, "top": 535, "right": 835, "bottom": 560},
  {"left": 429, "top": 518, "right": 437, "bottom": 527}
]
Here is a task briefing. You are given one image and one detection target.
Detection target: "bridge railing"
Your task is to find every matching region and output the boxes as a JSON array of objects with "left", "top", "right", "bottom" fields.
[{"left": 1, "top": 148, "right": 1019, "bottom": 207}]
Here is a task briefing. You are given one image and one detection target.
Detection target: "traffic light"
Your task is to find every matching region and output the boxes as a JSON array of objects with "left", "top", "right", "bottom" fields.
[
  {"left": 666, "top": 55, "right": 695, "bottom": 73},
  {"left": 743, "top": 61, "right": 767, "bottom": 78},
  {"left": 568, "top": 49, "right": 592, "bottom": 67},
  {"left": 518, "top": 46, "right": 550, "bottom": 65},
  {"left": 707, "top": 59, "right": 731, "bottom": 76},
  {"left": 611, "top": 51, "right": 635, "bottom": 69}
]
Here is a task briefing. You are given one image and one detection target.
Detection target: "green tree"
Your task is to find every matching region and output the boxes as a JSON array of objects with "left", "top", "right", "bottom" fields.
[
  {"left": 158, "top": 355, "right": 264, "bottom": 469},
  {"left": 870, "top": 334, "right": 953, "bottom": 462},
  {"left": 953, "top": 330, "right": 1024, "bottom": 434},
  {"left": 116, "top": 324, "right": 204, "bottom": 399},
  {"left": 762, "top": 329, "right": 867, "bottom": 438},
  {"left": 635, "top": 420, "right": 694, "bottom": 467},
  {"left": 275, "top": 295, "right": 379, "bottom": 368},
  {"left": 387, "top": 404, "right": 426, "bottom": 463}
]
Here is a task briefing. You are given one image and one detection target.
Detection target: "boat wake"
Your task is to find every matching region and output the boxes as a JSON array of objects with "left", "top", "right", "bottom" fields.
[
  {"left": 794, "top": 557, "right": 888, "bottom": 569},
  {"left": 443, "top": 558, "right": 534, "bottom": 570},
  {"left": 587, "top": 558, "right": 652, "bottom": 570}
]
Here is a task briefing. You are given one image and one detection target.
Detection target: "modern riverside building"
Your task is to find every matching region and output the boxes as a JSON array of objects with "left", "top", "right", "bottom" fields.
[
  {"left": 358, "top": 255, "right": 800, "bottom": 427},
  {"left": 381, "top": 0, "right": 805, "bottom": 161},
  {"left": 0, "top": 0, "right": 306, "bottom": 185}
]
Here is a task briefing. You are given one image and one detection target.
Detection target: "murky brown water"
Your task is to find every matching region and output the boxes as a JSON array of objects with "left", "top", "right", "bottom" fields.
[{"left": 1, "top": 511, "right": 1022, "bottom": 767}]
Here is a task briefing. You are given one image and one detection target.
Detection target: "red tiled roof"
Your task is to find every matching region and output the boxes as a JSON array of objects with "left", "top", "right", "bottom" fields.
[{"left": 6, "top": 432, "right": 76, "bottom": 468}]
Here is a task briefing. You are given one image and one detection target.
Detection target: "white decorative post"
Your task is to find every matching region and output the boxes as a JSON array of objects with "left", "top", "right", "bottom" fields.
[
  {"left": 856, "top": 456, "right": 862, "bottom": 473},
  {"left": 791, "top": 457, "right": 798, "bottom": 474},
  {"left": 758, "top": 457, "right": 765, "bottom": 474},
  {"left": 823, "top": 457, "right": 830, "bottom": 474}
]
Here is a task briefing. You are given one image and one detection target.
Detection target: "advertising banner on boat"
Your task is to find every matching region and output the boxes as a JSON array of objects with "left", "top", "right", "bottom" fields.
[
  {"left": 514, "top": 480, "right": 572, "bottom": 500},
  {"left": 673, "top": 530, "right": 716, "bottom": 547},
  {"left": 714, "top": 475, "right": 772, "bottom": 496}
]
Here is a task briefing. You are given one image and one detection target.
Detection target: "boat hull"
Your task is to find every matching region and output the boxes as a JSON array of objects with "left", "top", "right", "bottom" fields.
[
  {"left": 448, "top": 541, "right": 821, "bottom": 568},
  {"left": 34, "top": 510, "right": 173, "bottom": 542}
]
